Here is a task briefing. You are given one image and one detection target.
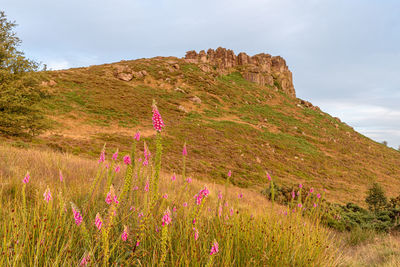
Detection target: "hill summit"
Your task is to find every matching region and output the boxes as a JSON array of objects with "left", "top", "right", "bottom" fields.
[{"left": 184, "top": 47, "right": 295, "bottom": 97}]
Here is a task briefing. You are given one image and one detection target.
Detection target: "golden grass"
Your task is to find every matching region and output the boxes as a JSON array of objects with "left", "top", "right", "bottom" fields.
[
  {"left": 0, "top": 142, "right": 342, "bottom": 266},
  {"left": 0, "top": 143, "right": 275, "bottom": 215},
  {"left": 341, "top": 234, "right": 400, "bottom": 266}
]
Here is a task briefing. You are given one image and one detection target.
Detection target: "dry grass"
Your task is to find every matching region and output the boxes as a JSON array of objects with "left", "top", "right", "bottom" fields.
[
  {"left": 0, "top": 142, "right": 342, "bottom": 266},
  {"left": 0, "top": 143, "right": 275, "bottom": 215},
  {"left": 341, "top": 234, "right": 400, "bottom": 266}
]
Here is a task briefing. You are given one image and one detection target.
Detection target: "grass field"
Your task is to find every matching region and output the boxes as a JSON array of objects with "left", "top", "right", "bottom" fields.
[{"left": 0, "top": 116, "right": 343, "bottom": 266}]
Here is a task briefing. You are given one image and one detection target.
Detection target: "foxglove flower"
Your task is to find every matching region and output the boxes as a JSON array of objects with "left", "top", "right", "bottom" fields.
[
  {"left": 71, "top": 204, "right": 83, "bottom": 226},
  {"left": 105, "top": 185, "right": 119, "bottom": 205},
  {"left": 43, "top": 187, "right": 52, "bottom": 203},
  {"left": 123, "top": 155, "right": 131, "bottom": 165},
  {"left": 23, "top": 171, "right": 30, "bottom": 184},
  {"left": 80, "top": 253, "right": 90, "bottom": 266},
  {"left": 182, "top": 143, "right": 187, "bottom": 156},
  {"left": 162, "top": 208, "right": 171, "bottom": 226},
  {"left": 152, "top": 102, "right": 165, "bottom": 132},
  {"left": 194, "top": 187, "right": 209, "bottom": 205},
  {"left": 134, "top": 131, "right": 140, "bottom": 141},
  {"left": 95, "top": 213, "right": 102, "bottom": 230},
  {"left": 193, "top": 227, "right": 199, "bottom": 241},
  {"left": 98, "top": 149, "right": 105, "bottom": 163},
  {"left": 115, "top": 165, "right": 120, "bottom": 173},
  {"left": 210, "top": 240, "right": 219, "bottom": 255},
  {"left": 121, "top": 225, "right": 128, "bottom": 241},
  {"left": 143, "top": 142, "right": 151, "bottom": 166},
  {"left": 112, "top": 149, "right": 118, "bottom": 161}
]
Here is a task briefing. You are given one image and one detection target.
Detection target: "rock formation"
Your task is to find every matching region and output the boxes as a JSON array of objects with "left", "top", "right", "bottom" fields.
[
  {"left": 184, "top": 47, "right": 295, "bottom": 98},
  {"left": 113, "top": 65, "right": 148, "bottom": 81}
]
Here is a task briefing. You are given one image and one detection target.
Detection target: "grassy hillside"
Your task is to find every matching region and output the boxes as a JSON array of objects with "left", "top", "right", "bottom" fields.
[
  {"left": 0, "top": 136, "right": 342, "bottom": 266},
  {"left": 5, "top": 55, "right": 400, "bottom": 205}
]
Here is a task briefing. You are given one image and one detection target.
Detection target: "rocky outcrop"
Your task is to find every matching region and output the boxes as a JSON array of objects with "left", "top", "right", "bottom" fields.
[
  {"left": 298, "top": 99, "right": 321, "bottom": 111},
  {"left": 113, "top": 65, "right": 148, "bottom": 81},
  {"left": 184, "top": 47, "right": 295, "bottom": 98},
  {"left": 41, "top": 80, "right": 57, "bottom": 86}
]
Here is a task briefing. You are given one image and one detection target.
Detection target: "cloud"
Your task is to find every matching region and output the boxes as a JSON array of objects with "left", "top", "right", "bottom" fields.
[
  {"left": 46, "top": 60, "right": 70, "bottom": 70},
  {"left": 318, "top": 101, "right": 400, "bottom": 148}
]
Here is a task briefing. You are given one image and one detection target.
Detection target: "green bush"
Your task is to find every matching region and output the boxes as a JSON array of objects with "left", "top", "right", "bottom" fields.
[
  {"left": 261, "top": 181, "right": 400, "bottom": 233},
  {"left": 365, "top": 182, "right": 388, "bottom": 212}
]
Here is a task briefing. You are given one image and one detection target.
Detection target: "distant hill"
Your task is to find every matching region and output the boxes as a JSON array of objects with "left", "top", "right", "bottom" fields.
[{"left": 17, "top": 47, "right": 400, "bottom": 204}]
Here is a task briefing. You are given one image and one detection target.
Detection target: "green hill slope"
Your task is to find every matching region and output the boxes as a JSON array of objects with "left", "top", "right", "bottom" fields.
[{"left": 12, "top": 48, "right": 400, "bottom": 204}]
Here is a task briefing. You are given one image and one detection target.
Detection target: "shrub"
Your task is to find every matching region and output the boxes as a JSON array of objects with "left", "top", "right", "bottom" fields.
[
  {"left": 0, "top": 11, "right": 48, "bottom": 137},
  {"left": 365, "top": 182, "right": 388, "bottom": 212}
]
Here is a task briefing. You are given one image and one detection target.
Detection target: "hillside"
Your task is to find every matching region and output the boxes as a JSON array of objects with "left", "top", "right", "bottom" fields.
[{"left": 10, "top": 47, "right": 400, "bottom": 205}]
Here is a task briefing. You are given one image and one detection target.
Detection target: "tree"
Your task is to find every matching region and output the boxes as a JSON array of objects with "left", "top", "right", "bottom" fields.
[
  {"left": 0, "top": 11, "right": 47, "bottom": 136},
  {"left": 365, "top": 182, "right": 388, "bottom": 212}
]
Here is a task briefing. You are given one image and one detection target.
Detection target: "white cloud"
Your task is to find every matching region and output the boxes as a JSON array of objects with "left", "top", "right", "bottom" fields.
[
  {"left": 46, "top": 60, "right": 70, "bottom": 70},
  {"left": 316, "top": 101, "right": 400, "bottom": 148}
]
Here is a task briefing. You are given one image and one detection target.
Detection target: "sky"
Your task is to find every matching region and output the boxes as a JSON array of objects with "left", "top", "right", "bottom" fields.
[{"left": 2, "top": 0, "right": 400, "bottom": 149}]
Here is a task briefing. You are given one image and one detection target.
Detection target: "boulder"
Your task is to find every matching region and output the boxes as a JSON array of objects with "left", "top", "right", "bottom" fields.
[
  {"left": 190, "top": 96, "right": 201, "bottom": 104},
  {"left": 117, "top": 73, "right": 133, "bottom": 81},
  {"left": 178, "top": 105, "right": 188, "bottom": 113},
  {"left": 114, "top": 65, "right": 134, "bottom": 81}
]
